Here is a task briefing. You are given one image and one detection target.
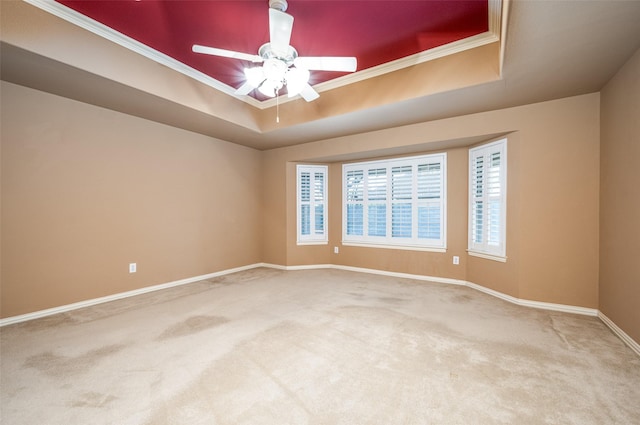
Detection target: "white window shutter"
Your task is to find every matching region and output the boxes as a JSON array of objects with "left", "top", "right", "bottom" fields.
[
  {"left": 342, "top": 153, "right": 446, "bottom": 251},
  {"left": 469, "top": 139, "right": 507, "bottom": 259},
  {"left": 297, "top": 165, "right": 328, "bottom": 244}
]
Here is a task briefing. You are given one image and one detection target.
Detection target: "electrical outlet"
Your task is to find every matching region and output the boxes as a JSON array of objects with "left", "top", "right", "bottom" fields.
[
  {"left": 334, "top": 246, "right": 339, "bottom": 254},
  {"left": 453, "top": 256, "right": 460, "bottom": 265},
  {"left": 129, "top": 263, "right": 137, "bottom": 273}
]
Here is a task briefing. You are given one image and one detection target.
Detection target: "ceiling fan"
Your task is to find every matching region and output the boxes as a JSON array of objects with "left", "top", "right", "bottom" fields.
[{"left": 192, "top": 0, "right": 357, "bottom": 102}]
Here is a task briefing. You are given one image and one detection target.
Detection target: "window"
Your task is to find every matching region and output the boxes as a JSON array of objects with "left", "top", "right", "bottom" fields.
[
  {"left": 468, "top": 139, "right": 507, "bottom": 260},
  {"left": 297, "top": 165, "right": 328, "bottom": 244},
  {"left": 343, "top": 153, "right": 446, "bottom": 251}
]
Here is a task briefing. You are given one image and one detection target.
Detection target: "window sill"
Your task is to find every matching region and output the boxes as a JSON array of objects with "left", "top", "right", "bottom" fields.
[
  {"left": 467, "top": 250, "right": 507, "bottom": 263},
  {"left": 342, "top": 241, "right": 446, "bottom": 253},
  {"left": 297, "top": 240, "right": 328, "bottom": 246}
]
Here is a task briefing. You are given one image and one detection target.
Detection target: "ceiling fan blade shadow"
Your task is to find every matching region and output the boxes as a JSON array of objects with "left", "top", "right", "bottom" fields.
[
  {"left": 300, "top": 84, "right": 320, "bottom": 102},
  {"left": 294, "top": 57, "right": 357, "bottom": 72},
  {"left": 192, "top": 45, "right": 263, "bottom": 63},
  {"left": 269, "top": 9, "right": 294, "bottom": 56}
]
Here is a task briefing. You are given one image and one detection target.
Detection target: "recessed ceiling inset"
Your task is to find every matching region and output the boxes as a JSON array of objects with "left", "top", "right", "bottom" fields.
[{"left": 52, "top": 0, "right": 490, "bottom": 104}]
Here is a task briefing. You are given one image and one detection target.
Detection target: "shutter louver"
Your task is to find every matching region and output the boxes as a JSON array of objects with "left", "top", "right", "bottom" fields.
[
  {"left": 367, "top": 168, "right": 387, "bottom": 237},
  {"left": 392, "top": 166, "right": 413, "bottom": 238},
  {"left": 300, "top": 172, "right": 311, "bottom": 236},
  {"left": 346, "top": 170, "right": 364, "bottom": 236},
  {"left": 314, "top": 172, "right": 325, "bottom": 235},
  {"left": 418, "top": 163, "right": 442, "bottom": 240}
]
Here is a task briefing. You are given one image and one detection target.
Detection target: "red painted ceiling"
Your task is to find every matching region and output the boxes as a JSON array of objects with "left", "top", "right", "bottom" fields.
[{"left": 55, "top": 0, "right": 488, "bottom": 100}]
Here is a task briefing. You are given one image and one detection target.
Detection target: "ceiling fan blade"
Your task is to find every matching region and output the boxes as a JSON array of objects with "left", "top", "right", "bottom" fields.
[
  {"left": 294, "top": 57, "right": 357, "bottom": 72},
  {"left": 269, "top": 9, "right": 294, "bottom": 56},
  {"left": 300, "top": 84, "right": 320, "bottom": 102},
  {"left": 235, "top": 81, "right": 255, "bottom": 96},
  {"left": 192, "top": 45, "right": 263, "bottom": 63}
]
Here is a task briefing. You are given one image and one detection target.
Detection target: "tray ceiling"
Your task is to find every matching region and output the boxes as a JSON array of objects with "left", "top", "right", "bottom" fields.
[{"left": 53, "top": 0, "right": 491, "bottom": 103}]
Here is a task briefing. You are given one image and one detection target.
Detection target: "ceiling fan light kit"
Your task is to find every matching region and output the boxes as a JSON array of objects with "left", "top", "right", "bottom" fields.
[{"left": 192, "top": 0, "right": 357, "bottom": 102}]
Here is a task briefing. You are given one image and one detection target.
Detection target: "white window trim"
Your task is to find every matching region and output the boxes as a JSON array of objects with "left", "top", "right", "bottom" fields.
[
  {"left": 467, "top": 250, "right": 507, "bottom": 262},
  {"left": 343, "top": 242, "right": 446, "bottom": 253},
  {"left": 342, "top": 153, "right": 447, "bottom": 251},
  {"left": 468, "top": 139, "right": 507, "bottom": 261},
  {"left": 297, "top": 165, "right": 328, "bottom": 245}
]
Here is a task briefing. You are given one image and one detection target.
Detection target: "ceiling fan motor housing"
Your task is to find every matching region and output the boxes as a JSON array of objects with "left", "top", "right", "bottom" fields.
[{"left": 258, "top": 43, "right": 298, "bottom": 65}]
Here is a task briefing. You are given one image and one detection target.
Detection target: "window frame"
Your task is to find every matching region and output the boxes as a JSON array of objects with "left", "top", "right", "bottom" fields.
[
  {"left": 342, "top": 153, "right": 447, "bottom": 252},
  {"left": 468, "top": 139, "right": 507, "bottom": 261},
  {"left": 296, "top": 164, "right": 328, "bottom": 245}
]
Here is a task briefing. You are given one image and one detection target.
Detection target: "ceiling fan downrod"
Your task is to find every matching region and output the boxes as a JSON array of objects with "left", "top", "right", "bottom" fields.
[{"left": 269, "top": 0, "right": 288, "bottom": 12}]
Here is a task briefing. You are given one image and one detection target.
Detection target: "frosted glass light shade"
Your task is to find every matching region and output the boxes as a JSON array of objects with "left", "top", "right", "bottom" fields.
[
  {"left": 244, "top": 67, "right": 265, "bottom": 88},
  {"left": 286, "top": 67, "right": 310, "bottom": 97},
  {"left": 258, "top": 79, "right": 282, "bottom": 97}
]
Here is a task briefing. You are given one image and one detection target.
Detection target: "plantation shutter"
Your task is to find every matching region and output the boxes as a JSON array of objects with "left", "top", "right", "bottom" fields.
[
  {"left": 297, "top": 165, "right": 328, "bottom": 244},
  {"left": 469, "top": 140, "right": 506, "bottom": 258},
  {"left": 343, "top": 153, "right": 446, "bottom": 250}
]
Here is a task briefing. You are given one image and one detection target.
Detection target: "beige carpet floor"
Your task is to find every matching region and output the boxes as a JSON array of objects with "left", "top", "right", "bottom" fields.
[{"left": 1, "top": 268, "right": 639, "bottom": 424}]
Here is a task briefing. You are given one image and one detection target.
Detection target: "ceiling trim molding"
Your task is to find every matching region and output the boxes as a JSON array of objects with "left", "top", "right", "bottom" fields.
[
  {"left": 309, "top": 31, "right": 499, "bottom": 98},
  {"left": 489, "top": 0, "right": 502, "bottom": 35},
  {"left": 498, "top": 0, "right": 511, "bottom": 75},
  {"left": 25, "top": 0, "right": 501, "bottom": 111}
]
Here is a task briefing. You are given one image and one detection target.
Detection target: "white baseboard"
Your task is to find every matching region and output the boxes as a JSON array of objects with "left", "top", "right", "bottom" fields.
[
  {"left": 598, "top": 311, "right": 640, "bottom": 357},
  {"left": 259, "top": 263, "right": 333, "bottom": 271},
  {"left": 261, "top": 263, "right": 466, "bottom": 286},
  {"left": 0, "top": 263, "right": 264, "bottom": 327},
  {"left": 332, "top": 264, "right": 468, "bottom": 286},
  {"left": 262, "top": 263, "right": 597, "bottom": 316},
  {"left": 3, "top": 262, "right": 637, "bottom": 358},
  {"left": 464, "top": 280, "right": 598, "bottom": 316}
]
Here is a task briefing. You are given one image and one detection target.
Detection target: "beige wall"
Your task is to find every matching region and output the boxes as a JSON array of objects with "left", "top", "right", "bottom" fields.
[
  {"left": 1, "top": 81, "right": 262, "bottom": 318},
  {"left": 599, "top": 48, "right": 640, "bottom": 343},
  {"left": 1, "top": 83, "right": 602, "bottom": 319},
  {"left": 263, "top": 93, "right": 600, "bottom": 308}
]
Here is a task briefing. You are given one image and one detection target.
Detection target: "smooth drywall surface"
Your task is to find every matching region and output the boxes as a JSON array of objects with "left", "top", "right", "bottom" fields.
[
  {"left": 263, "top": 94, "right": 600, "bottom": 308},
  {"left": 512, "top": 95, "right": 600, "bottom": 308},
  {"left": 261, "top": 153, "right": 288, "bottom": 266},
  {"left": 600, "top": 48, "right": 640, "bottom": 344},
  {"left": 0, "top": 82, "right": 262, "bottom": 318}
]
